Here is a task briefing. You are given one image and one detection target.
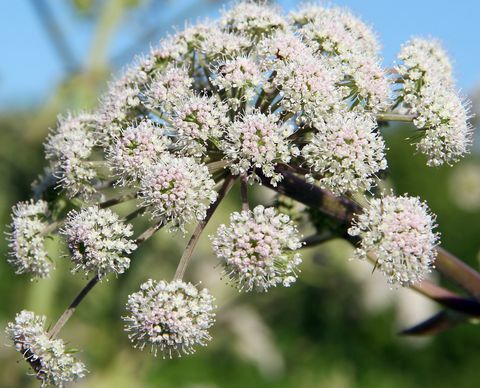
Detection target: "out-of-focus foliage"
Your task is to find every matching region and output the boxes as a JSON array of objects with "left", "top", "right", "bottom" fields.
[{"left": 1, "top": 1, "right": 480, "bottom": 387}]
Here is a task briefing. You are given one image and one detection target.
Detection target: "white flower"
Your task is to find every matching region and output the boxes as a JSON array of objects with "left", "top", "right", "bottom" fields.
[
  {"left": 293, "top": 5, "right": 388, "bottom": 111},
  {"left": 395, "top": 39, "right": 472, "bottom": 166},
  {"left": 159, "top": 22, "right": 217, "bottom": 63},
  {"left": 45, "top": 112, "right": 98, "bottom": 199},
  {"left": 144, "top": 66, "right": 193, "bottom": 113},
  {"left": 200, "top": 29, "right": 251, "bottom": 60},
  {"left": 295, "top": 6, "right": 380, "bottom": 58},
  {"left": 107, "top": 119, "right": 171, "bottom": 185},
  {"left": 211, "top": 205, "right": 303, "bottom": 292},
  {"left": 7, "top": 200, "right": 52, "bottom": 279},
  {"left": 302, "top": 111, "right": 387, "bottom": 195},
  {"left": 412, "top": 84, "right": 472, "bottom": 166},
  {"left": 210, "top": 56, "right": 263, "bottom": 106},
  {"left": 220, "top": 112, "right": 298, "bottom": 185},
  {"left": 97, "top": 74, "right": 143, "bottom": 141},
  {"left": 397, "top": 37, "right": 454, "bottom": 95},
  {"left": 343, "top": 56, "right": 391, "bottom": 111},
  {"left": 220, "top": 2, "right": 287, "bottom": 38},
  {"left": 123, "top": 279, "right": 215, "bottom": 358},
  {"left": 272, "top": 52, "right": 343, "bottom": 120},
  {"left": 258, "top": 29, "right": 311, "bottom": 68},
  {"left": 62, "top": 207, "right": 137, "bottom": 278},
  {"left": 348, "top": 194, "right": 439, "bottom": 286},
  {"left": 6, "top": 310, "right": 87, "bottom": 387},
  {"left": 139, "top": 155, "right": 217, "bottom": 230},
  {"left": 171, "top": 94, "right": 229, "bottom": 156}
]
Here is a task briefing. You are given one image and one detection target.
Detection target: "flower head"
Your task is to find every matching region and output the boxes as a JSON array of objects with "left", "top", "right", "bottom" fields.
[
  {"left": 7, "top": 200, "right": 51, "bottom": 279},
  {"left": 123, "top": 279, "right": 215, "bottom": 358},
  {"left": 156, "top": 22, "right": 216, "bottom": 65},
  {"left": 295, "top": 5, "right": 380, "bottom": 59},
  {"left": 411, "top": 84, "right": 473, "bottom": 166},
  {"left": 397, "top": 38, "right": 454, "bottom": 95},
  {"left": 220, "top": 112, "right": 298, "bottom": 185},
  {"left": 211, "top": 205, "right": 303, "bottom": 292},
  {"left": 348, "top": 194, "right": 439, "bottom": 286},
  {"left": 6, "top": 310, "right": 87, "bottom": 387},
  {"left": 139, "top": 155, "right": 217, "bottom": 230},
  {"left": 210, "top": 56, "right": 263, "bottom": 107},
  {"left": 272, "top": 52, "right": 343, "bottom": 120},
  {"left": 220, "top": 1, "right": 287, "bottom": 39},
  {"left": 107, "top": 119, "right": 170, "bottom": 185},
  {"left": 45, "top": 112, "right": 98, "bottom": 199},
  {"left": 144, "top": 66, "right": 193, "bottom": 113},
  {"left": 62, "top": 207, "right": 137, "bottom": 278},
  {"left": 200, "top": 29, "right": 251, "bottom": 60},
  {"left": 97, "top": 74, "right": 143, "bottom": 141},
  {"left": 171, "top": 94, "right": 229, "bottom": 156},
  {"left": 258, "top": 30, "right": 311, "bottom": 67},
  {"left": 302, "top": 111, "right": 387, "bottom": 195}
]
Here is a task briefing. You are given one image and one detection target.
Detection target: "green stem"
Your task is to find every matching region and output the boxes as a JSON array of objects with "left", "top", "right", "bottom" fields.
[
  {"left": 240, "top": 174, "right": 249, "bottom": 211},
  {"left": 173, "top": 175, "right": 236, "bottom": 281},
  {"left": 48, "top": 220, "right": 164, "bottom": 339},
  {"left": 376, "top": 113, "right": 416, "bottom": 122}
]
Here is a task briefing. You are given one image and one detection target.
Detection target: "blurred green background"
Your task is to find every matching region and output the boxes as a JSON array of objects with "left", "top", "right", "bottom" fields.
[{"left": 1, "top": 1, "right": 480, "bottom": 387}]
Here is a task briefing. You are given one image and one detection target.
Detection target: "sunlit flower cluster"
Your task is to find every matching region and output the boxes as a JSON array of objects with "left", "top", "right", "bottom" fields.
[
  {"left": 45, "top": 112, "right": 98, "bottom": 198},
  {"left": 302, "top": 111, "right": 387, "bottom": 195},
  {"left": 6, "top": 310, "right": 87, "bottom": 387},
  {"left": 396, "top": 38, "right": 472, "bottom": 165},
  {"left": 7, "top": 200, "right": 51, "bottom": 279},
  {"left": 172, "top": 94, "right": 229, "bottom": 156},
  {"left": 221, "top": 112, "right": 298, "bottom": 185},
  {"left": 107, "top": 119, "right": 170, "bottom": 184},
  {"left": 294, "top": 5, "right": 390, "bottom": 111},
  {"left": 123, "top": 279, "right": 215, "bottom": 358},
  {"left": 4, "top": 2, "right": 474, "bottom": 383},
  {"left": 348, "top": 194, "right": 439, "bottom": 286},
  {"left": 212, "top": 205, "right": 303, "bottom": 292},
  {"left": 139, "top": 154, "right": 217, "bottom": 230},
  {"left": 62, "top": 206, "right": 137, "bottom": 278}
]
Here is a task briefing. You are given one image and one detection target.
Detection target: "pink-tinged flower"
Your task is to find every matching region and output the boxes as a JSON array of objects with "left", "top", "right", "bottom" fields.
[
  {"left": 348, "top": 194, "right": 439, "bottom": 286},
  {"left": 211, "top": 205, "right": 303, "bottom": 292},
  {"left": 107, "top": 119, "right": 170, "bottom": 185},
  {"left": 123, "top": 279, "right": 215, "bottom": 358},
  {"left": 302, "top": 110, "right": 387, "bottom": 195},
  {"left": 139, "top": 154, "right": 217, "bottom": 230},
  {"left": 6, "top": 310, "right": 87, "bottom": 386},
  {"left": 220, "top": 111, "right": 298, "bottom": 185},
  {"left": 45, "top": 112, "right": 98, "bottom": 199},
  {"left": 7, "top": 200, "right": 51, "bottom": 279},
  {"left": 62, "top": 206, "right": 137, "bottom": 278}
]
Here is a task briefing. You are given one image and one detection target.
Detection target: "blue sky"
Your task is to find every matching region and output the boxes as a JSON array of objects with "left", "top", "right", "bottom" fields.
[{"left": 1, "top": 0, "right": 479, "bottom": 109}]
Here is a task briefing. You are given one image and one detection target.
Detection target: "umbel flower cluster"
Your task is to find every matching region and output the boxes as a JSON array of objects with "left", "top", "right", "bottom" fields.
[
  {"left": 4, "top": 1, "right": 474, "bottom": 385},
  {"left": 6, "top": 310, "right": 86, "bottom": 387}
]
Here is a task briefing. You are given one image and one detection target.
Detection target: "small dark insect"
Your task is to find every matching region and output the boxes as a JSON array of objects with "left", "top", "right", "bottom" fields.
[
  {"left": 275, "top": 48, "right": 285, "bottom": 61},
  {"left": 218, "top": 64, "right": 227, "bottom": 76}
]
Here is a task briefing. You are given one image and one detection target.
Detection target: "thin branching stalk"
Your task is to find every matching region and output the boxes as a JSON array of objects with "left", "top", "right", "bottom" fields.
[
  {"left": 99, "top": 192, "right": 137, "bottom": 209},
  {"left": 376, "top": 113, "right": 416, "bottom": 122},
  {"left": 240, "top": 174, "right": 249, "bottom": 211},
  {"left": 173, "top": 175, "right": 236, "bottom": 281},
  {"left": 48, "top": 275, "right": 99, "bottom": 339},
  {"left": 48, "top": 219, "right": 165, "bottom": 339}
]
